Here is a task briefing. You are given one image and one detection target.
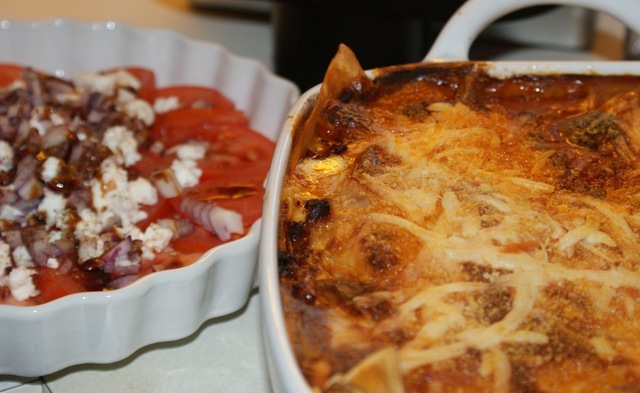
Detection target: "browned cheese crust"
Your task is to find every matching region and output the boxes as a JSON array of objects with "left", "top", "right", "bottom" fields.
[{"left": 278, "top": 44, "right": 640, "bottom": 393}]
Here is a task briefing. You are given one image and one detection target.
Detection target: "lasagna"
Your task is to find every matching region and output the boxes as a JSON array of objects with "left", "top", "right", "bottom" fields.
[{"left": 277, "top": 45, "right": 640, "bottom": 392}]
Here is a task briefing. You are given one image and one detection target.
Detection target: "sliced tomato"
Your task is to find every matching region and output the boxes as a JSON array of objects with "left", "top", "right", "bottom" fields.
[
  {"left": 155, "top": 85, "right": 236, "bottom": 111},
  {"left": 121, "top": 66, "right": 156, "bottom": 103},
  {"left": 198, "top": 128, "right": 275, "bottom": 181},
  {"left": 34, "top": 267, "right": 93, "bottom": 304},
  {"left": 171, "top": 171, "right": 266, "bottom": 231},
  {"left": 137, "top": 197, "right": 177, "bottom": 230},
  {"left": 170, "top": 225, "right": 225, "bottom": 255},
  {"left": 134, "top": 149, "right": 174, "bottom": 178},
  {"left": 0, "top": 63, "right": 24, "bottom": 87},
  {"left": 151, "top": 108, "right": 249, "bottom": 147}
]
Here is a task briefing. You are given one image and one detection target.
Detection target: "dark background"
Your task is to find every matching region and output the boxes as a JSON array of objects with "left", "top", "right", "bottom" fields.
[{"left": 270, "top": 1, "right": 555, "bottom": 90}]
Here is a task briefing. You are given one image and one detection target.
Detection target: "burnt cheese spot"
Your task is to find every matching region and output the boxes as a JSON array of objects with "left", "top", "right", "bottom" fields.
[
  {"left": 360, "top": 231, "right": 401, "bottom": 271},
  {"left": 304, "top": 199, "right": 331, "bottom": 224},
  {"left": 558, "top": 112, "right": 621, "bottom": 149},
  {"left": 402, "top": 101, "right": 431, "bottom": 122},
  {"left": 353, "top": 145, "right": 400, "bottom": 176},
  {"left": 278, "top": 251, "right": 298, "bottom": 277}
]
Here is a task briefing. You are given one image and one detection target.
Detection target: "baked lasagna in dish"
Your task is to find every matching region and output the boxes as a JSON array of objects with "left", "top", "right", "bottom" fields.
[{"left": 277, "top": 45, "right": 640, "bottom": 392}]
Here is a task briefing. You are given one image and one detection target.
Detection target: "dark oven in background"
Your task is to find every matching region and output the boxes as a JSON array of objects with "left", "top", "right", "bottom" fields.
[{"left": 192, "top": 0, "right": 596, "bottom": 91}]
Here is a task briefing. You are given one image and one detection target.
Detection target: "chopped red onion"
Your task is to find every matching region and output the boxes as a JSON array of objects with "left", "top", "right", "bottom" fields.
[{"left": 179, "top": 196, "right": 243, "bottom": 241}]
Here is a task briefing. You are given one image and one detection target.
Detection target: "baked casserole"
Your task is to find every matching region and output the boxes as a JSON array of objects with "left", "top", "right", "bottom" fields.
[{"left": 276, "top": 44, "right": 640, "bottom": 392}]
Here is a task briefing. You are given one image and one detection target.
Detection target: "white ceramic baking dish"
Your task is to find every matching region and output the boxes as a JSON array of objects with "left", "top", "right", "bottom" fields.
[
  {"left": 0, "top": 19, "right": 299, "bottom": 377},
  {"left": 258, "top": 0, "right": 640, "bottom": 392}
]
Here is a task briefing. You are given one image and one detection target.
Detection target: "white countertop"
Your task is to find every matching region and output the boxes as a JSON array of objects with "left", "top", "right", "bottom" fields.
[
  {"left": 2, "top": 291, "right": 270, "bottom": 393},
  {"left": 0, "top": 1, "right": 274, "bottom": 392}
]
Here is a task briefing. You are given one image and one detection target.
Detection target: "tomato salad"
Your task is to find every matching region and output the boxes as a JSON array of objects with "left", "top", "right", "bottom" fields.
[{"left": 0, "top": 64, "right": 274, "bottom": 305}]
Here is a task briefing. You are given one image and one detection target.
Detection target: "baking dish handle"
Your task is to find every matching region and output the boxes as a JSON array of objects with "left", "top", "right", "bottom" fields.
[{"left": 425, "top": 0, "right": 640, "bottom": 61}]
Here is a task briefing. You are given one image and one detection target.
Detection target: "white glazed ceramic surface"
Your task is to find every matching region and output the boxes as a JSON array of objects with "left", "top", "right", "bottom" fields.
[
  {"left": 258, "top": 1, "right": 640, "bottom": 392},
  {"left": 0, "top": 19, "right": 299, "bottom": 377}
]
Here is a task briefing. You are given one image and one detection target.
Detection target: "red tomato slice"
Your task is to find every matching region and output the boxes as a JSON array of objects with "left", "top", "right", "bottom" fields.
[
  {"left": 133, "top": 149, "right": 174, "bottom": 178},
  {"left": 151, "top": 108, "right": 249, "bottom": 147},
  {"left": 0, "top": 63, "right": 24, "bottom": 87},
  {"left": 121, "top": 66, "right": 156, "bottom": 103},
  {"left": 155, "top": 85, "right": 236, "bottom": 111},
  {"left": 137, "top": 197, "right": 177, "bottom": 230},
  {"left": 34, "top": 267, "right": 94, "bottom": 304},
  {"left": 170, "top": 226, "right": 225, "bottom": 255},
  {"left": 197, "top": 127, "right": 275, "bottom": 181},
  {"left": 169, "top": 171, "right": 266, "bottom": 237}
]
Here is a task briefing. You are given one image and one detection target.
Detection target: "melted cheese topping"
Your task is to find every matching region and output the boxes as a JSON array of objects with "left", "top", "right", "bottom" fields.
[{"left": 279, "top": 46, "right": 640, "bottom": 393}]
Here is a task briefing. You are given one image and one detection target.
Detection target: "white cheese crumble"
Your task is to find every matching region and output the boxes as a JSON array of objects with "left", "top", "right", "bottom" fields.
[
  {"left": 46, "top": 257, "right": 60, "bottom": 269},
  {"left": 50, "top": 112, "right": 66, "bottom": 126},
  {"left": 40, "top": 156, "right": 62, "bottom": 182},
  {"left": 171, "top": 158, "right": 202, "bottom": 188},
  {"left": 90, "top": 157, "right": 157, "bottom": 227},
  {"left": 118, "top": 222, "right": 174, "bottom": 260},
  {"left": 124, "top": 99, "right": 155, "bottom": 126},
  {"left": 80, "top": 156, "right": 160, "bottom": 263},
  {"left": 12, "top": 246, "right": 34, "bottom": 268},
  {"left": 102, "top": 126, "right": 142, "bottom": 167},
  {"left": 37, "top": 189, "right": 69, "bottom": 229},
  {"left": 117, "top": 88, "right": 136, "bottom": 104},
  {"left": 7, "top": 267, "right": 39, "bottom": 302},
  {"left": 75, "top": 208, "right": 105, "bottom": 262},
  {"left": 0, "top": 241, "right": 12, "bottom": 275},
  {"left": 48, "top": 230, "right": 63, "bottom": 243},
  {"left": 0, "top": 140, "right": 14, "bottom": 172},
  {"left": 153, "top": 96, "right": 181, "bottom": 114},
  {"left": 171, "top": 141, "right": 207, "bottom": 161},
  {"left": 73, "top": 69, "right": 141, "bottom": 96}
]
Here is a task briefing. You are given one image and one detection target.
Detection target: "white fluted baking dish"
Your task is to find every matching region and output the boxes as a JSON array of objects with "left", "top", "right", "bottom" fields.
[
  {"left": 258, "top": 0, "right": 640, "bottom": 392},
  {"left": 0, "top": 18, "right": 298, "bottom": 377}
]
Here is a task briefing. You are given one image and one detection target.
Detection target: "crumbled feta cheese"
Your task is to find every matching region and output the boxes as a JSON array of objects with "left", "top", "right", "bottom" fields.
[
  {"left": 171, "top": 159, "right": 202, "bottom": 188},
  {"left": 0, "top": 140, "right": 15, "bottom": 172},
  {"left": 142, "top": 223, "right": 174, "bottom": 255},
  {"left": 75, "top": 208, "right": 105, "bottom": 262},
  {"left": 12, "top": 246, "right": 34, "bottom": 268},
  {"left": 124, "top": 98, "right": 155, "bottom": 126},
  {"left": 153, "top": 96, "right": 181, "bottom": 114},
  {"left": 40, "top": 156, "right": 62, "bottom": 182},
  {"left": 119, "top": 222, "right": 173, "bottom": 260},
  {"left": 73, "top": 69, "right": 141, "bottom": 96},
  {"left": 171, "top": 142, "right": 207, "bottom": 161},
  {"left": 0, "top": 241, "right": 11, "bottom": 276},
  {"left": 90, "top": 157, "right": 157, "bottom": 226},
  {"left": 102, "top": 126, "right": 141, "bottom": 167},
  {"left": 48, "top": 230, "right": 63, "bottom": 243},
  {"left": 128, "top": 177, "right": 158, "bottom": 206},
  {"left": 8, "top": 267, "right": 39, "bottom": 301},
  {"left": 46, "top": 258, "right": 60, "bottom": 269},
  {"left": 117, "top": 88, "right": 136, "bottom": 104},
  {"left": 50, "top": 112, "right": 66, "bottom": 126},
  {"left": 37, "top": 189, "right": 68, "bottom": 229}
]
